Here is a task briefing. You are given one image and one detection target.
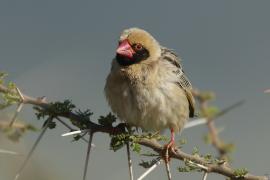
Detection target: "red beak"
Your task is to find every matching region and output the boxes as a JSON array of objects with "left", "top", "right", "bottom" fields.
[{"left": 116, "top": 39, "right": 135, "bottom": 59}]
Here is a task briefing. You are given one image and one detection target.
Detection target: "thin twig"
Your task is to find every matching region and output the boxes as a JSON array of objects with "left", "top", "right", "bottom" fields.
[
  {"left": 83, "top": 131, "right": 94, "bottom": 180},
  {"left": 9, "top": 103, "right": 24, "bottom": 127},
  {"left": 0, "top": 84, "right": 267, "bottom": 180},
  {"left": 126, "top": 142, "right": 134, "bottom": 180},
  {"left": 202, "top": 172, "right": 208, "bottom": 180},
  {"left": 199, "top": 99, "right": 245, "bottom": 160},
  {"left": 137, "top": 158, "right": 162, "bottom": 180},
  {"left": 0, "top": 121, "right": 31, "bottom": 129},
  {"left": 14, "top": 117, "right": 53, "bottom": 180},
  {"left": 184, "top": 100, "right": 245, "bottom": 130},
  {"left": 165, "top": 162, "right": 172, "bottom": 180},
  {"left": 0, "top": 149, "right": 20, "bottom": 155},
  {"left": 212, "top": 100, "right": 245, "bottom": 120}
]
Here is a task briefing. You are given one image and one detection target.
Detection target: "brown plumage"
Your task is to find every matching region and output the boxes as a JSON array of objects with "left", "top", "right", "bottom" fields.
[{"left": 105, "top": 27, "right": 195, "bottom": 160}]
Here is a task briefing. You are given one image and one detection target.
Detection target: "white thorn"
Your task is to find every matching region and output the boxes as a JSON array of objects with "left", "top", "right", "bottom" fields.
[
  {"left": 137, "top": 159, "right": 162, "bottom": 180},
  {"left": 126, "top": 143, "right": 134, "bottom": 180},
  {"left": 61, "top": 129, "right": 95, "bottom": 147},
  {"left": 184, "top": 118, "right": 207, "bottom": 129},
  {"left": 188, "top": 160, "right": 209, "bottom": 171},
  {"left": 202, "top": 172, "right": 208, "bottom": 180},
  {"left": 15, "top": 87, "right": 25, "bottom": 102},
  {"left": 9, "top": 103, "right": 24, "bottom": 127},
  {"left": 61, "top": 129, "right": 88, "bottom": 137},
  {"left": 0, "top": 149, "right": 20, "bottom": 155}
]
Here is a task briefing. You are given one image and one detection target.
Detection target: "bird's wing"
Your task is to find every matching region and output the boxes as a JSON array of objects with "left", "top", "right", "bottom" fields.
[{"left": 160, "top": 47, "right": 195, "bottom": 117}]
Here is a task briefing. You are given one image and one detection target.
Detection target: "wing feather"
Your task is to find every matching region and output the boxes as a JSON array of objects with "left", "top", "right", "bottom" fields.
[{"left": 161, "top": 47, "right": 195, "bottom": 117}]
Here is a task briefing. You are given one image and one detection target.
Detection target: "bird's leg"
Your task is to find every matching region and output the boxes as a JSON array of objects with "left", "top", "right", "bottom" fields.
[
  {"left": 163, "top": 128, "right": 176, "bottom": 163},
  {"left": 107, "top": 123, "right": 127, "bottom": 135}
]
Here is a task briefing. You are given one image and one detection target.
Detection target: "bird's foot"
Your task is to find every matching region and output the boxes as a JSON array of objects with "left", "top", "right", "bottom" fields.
[
  {"left": 163, "top": 140, "right": 177, "bottom": 163},
  {"left": 107, "top": 123, "right": 127, "bottom": 135}
]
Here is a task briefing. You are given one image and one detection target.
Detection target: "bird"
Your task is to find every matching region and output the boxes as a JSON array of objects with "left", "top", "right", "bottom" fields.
[{"left": 105, "top": 27, "right": 195, "bottom": 161}]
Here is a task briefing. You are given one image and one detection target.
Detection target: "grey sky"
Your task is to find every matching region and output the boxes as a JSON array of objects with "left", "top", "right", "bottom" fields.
[{"left": 1, "top": 0, "right": 270, "bottom": 180}]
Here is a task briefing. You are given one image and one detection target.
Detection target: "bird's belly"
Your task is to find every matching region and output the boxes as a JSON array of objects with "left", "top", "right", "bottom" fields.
[{"left": 106, "top": 81, "right": 189, "bottom": 132}]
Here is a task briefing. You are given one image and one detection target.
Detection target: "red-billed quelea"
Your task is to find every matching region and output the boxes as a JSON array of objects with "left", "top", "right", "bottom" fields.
[{"left": 105, "top": 28, "right": 195, "bottom": 161}]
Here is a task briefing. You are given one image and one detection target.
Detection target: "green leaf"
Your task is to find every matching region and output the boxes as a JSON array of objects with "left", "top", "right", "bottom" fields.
[
  {"left": 139, "top": 159, "right": 160, "bottom": 169},
  {"left": 203, "top": 133, "right": 212, "bottom": 144},
  {"left": 0, "top": 72, "right": 8, "bottom": 79},
  {"left": 98, "top": 112, "right": 116, "bottom": 127},
  {"left": 73, "top": 134, "right": 83, "bottom": 141},
  {"left": 221, "top": 143, "right": 235, "bottom": 153},
  {"left": 0, "top": 103, "right": 12, "bottom": 110},
  {"left": 203, "top": 106, "right": 219, "bottom": 118},
  {"left": 199, "top": 91, "right": 216, "bottom": 101},
  {"left": 7, "top": 82, "right": 16, "bottom": 90},
  {"left": 140, "top": 152, "right": 159, "bottom": 157},
  {"left": 179, "top": 138, "right": 187, "bottom": 145},
  {"left": 192, "top": 147, "right": 199, "bottom": 155},
  {"left": 110, "top": 133, "right": 128, "bottom": 151},
  {"left": 131, "top": 142, "right": 141, "bottom": 153},
  {"left": 43, "top": 119, "right": 56, "bottom": 129},
  {"left": 0, "top": 72, "right": 8, "bottom": 84},
  {"left": 48, "top": 121, "right": 56, "bottom": 129},
  {"left": 233, "top": 168, "right": 248, "bottom": 178},
  {"left": 178, "top": 166, "right": 191, "bottom": 172},
  {"left": 25, "top": 124, "right": 38, "bottom": 131},
  {"left": 203, "top": 154, "right": 214, "bottom": 163},
  {"left": 178, "top": 159, "right": 203, "bottom": 173}
]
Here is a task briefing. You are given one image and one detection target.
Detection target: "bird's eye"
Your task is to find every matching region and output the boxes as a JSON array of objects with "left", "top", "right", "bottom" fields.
[{"left": 134, "top": 43, "right": 143, "bottom": 51}]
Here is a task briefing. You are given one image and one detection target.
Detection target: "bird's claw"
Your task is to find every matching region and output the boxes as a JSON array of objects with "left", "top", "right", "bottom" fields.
[{"left": 163, "top": 141, "right": 176, "bottom": 163}]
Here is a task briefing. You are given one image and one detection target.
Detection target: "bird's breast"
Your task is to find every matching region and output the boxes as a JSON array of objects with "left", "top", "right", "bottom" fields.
[{"left": 105, "top": 69, "right": 189, "bottom": 132}]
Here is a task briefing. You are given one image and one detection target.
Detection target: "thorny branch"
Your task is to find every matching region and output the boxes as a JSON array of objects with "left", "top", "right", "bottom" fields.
[
  {"left": 193, "top": 90, "right": 243, "bottom": 160},
  {"left": 0, "top": 84, "right": 268, "bottom": 180}
]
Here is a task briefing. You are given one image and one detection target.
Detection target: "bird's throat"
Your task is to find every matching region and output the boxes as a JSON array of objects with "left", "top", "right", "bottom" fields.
[
  {"left": 116, "top": 48, "right": 150, "bottom": 66},
  {"left": 116, "top": 54, "right": 136, "bottom": 66}
]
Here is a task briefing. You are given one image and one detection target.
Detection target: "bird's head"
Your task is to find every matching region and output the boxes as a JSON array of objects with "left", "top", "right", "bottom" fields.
[{"left": 116, "top": 28, "right": 161, "bottom": 66}]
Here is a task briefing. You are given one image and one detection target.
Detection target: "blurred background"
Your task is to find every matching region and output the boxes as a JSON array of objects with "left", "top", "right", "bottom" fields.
[{"left": 1, "top": 0, "right": 270, "bottom": 180}]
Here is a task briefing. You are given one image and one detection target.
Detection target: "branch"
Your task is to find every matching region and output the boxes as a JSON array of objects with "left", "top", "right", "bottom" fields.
[
  {"left": 193, "top": 89, "right": 244, "bottom": 160},
  {"left": 0, "top": 85, "right": 268, "bottom": 180},
  {"left": 138, "top": 138, "right": 267, "bottom": 180},
  {"left": 0, "top": 84, "right": 106, "bottom": 133}
]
